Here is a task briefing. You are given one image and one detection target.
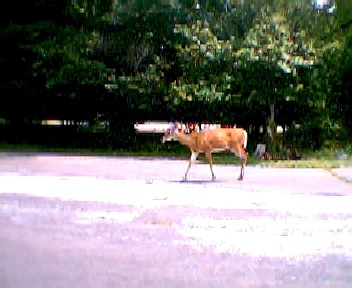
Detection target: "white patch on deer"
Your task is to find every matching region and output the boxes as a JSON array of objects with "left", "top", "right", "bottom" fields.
[
  {"left": 212, "top": 148, "right": 227, "bottom": 153},
  {"left": 190, "top": 152, "right": 199, "bottom": 163}
]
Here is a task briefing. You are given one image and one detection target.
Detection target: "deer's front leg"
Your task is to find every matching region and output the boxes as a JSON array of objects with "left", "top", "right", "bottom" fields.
[
  {"left": 238, "top": 149, "right": 248, "bottom": 181},
  {"left": 205, "top": 150, "right": 216, "bottom": 181},
  {"left": 184, "top": 151, "right": 199, "bottom": 181},
  {"left": 238, "top": 162, "right": 244, "bottom": 180}
]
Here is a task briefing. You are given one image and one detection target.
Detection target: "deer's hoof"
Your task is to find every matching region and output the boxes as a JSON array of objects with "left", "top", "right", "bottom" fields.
[
  {"left": 237, "top": 176, "right": 243, "bottom": 181},
  {"left": 182, "top": 176, "right": 188, "bottom": 182},
  {"left": 211, "top": 176, "right": 216, "bottom": 181}
]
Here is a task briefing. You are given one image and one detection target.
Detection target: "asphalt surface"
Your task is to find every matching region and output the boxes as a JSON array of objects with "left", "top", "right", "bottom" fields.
[{"left": 0, "top": 152, "right": 352, "bottom": 288}]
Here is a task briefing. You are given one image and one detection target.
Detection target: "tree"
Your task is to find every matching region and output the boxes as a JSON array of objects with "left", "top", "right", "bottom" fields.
[
  {"left": 234, "top": 0, "right": 343, "bottom": 149},
  {"left": 168, "top": 6, "right": 256, "bottom": 119}
]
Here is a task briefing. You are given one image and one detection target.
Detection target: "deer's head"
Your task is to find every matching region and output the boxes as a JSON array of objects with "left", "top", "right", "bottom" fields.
[{"left": 161, "top": 122, "right": 182, "bottom": 143}]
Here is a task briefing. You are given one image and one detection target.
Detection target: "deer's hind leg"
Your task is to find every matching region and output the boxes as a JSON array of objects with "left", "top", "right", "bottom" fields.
[
  {"left": 230, "top": 145, "right": 247, "bottom": 181},
  {"left": 238, "top": 147, "right": 248, "bottom": 181},
  {"left": 205, "top": 150, "right": 216, "bottom": 181},
  {"left": 184, "top": 151, "right": 199, "bottom": 181}
]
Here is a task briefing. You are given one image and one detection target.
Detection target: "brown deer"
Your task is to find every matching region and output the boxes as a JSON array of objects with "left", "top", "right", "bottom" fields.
[{"left": 162, "top": 122, "right": 248, "bottom": 181}]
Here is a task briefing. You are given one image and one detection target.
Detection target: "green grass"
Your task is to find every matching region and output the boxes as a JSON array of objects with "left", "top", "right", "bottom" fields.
[
  {"left": 0, "top": 143, "right": 115, "bottom": 156},
  {"left": 208, "top": 153, "right": 352, "bottom": 169},
  {"left": 1, "top": 142, "right": 351, "bottom": 170},
  {"left": 0, "top": 142, "right": 189, "bottom": 158},
  {"left": 253, "top": 159, "right": 352, "bottom": 169}
]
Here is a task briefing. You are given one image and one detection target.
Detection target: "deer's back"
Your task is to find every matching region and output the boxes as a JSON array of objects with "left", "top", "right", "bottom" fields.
[{"left": 194, "top": 128, "right": 245, "bottom": 151}]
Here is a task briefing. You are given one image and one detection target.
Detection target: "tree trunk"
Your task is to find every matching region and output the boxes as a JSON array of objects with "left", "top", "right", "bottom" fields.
[
  {"left": 270, "top": 103, "right": 275, "bottom": 122},
  {"left": 267, "top": 103, "right": 276, "bottom": 140}
]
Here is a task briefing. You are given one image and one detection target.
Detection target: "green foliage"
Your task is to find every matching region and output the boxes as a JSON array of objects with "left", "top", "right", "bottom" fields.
[
  {"left": 23, "top": 23, "right": 111, "bottom": 88},
  {"left": 336, "top": 0, "right": 352, "bottom": 32},
  {"left": 169, "top": 7, "right": 255, "bottom": 105},
  {"left": 0, "top": 0, "right": 351, "bottom": 151}
]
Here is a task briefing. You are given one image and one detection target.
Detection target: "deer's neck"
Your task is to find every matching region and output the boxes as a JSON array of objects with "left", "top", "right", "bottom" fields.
[{"left": 175, "top": 131, "right": 196, "bottom": 149}]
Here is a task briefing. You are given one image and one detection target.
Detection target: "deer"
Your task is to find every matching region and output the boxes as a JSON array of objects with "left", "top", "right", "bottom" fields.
[{"left": 162, "top": 122, "right": 248, "bottom": 181}]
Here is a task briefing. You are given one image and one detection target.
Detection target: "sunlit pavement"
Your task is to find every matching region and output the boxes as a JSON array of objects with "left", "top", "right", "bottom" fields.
[{"left": 0, "top": 153, "right": 352, "bottom": 288}]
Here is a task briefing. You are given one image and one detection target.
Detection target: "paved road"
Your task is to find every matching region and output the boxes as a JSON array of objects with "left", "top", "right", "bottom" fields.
[{"left": 0, "top": 153, "right": 352, "bottom": 288}]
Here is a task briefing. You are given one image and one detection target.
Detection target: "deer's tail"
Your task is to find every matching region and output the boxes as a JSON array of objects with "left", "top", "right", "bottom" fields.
[{"left": 243, "top": 130, "right": 248, "bottom": 150}]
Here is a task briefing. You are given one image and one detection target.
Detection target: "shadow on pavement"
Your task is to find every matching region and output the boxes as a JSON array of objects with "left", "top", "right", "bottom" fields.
[{"left": 170, "top": 179, "right": 221, "bottom": 184}]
